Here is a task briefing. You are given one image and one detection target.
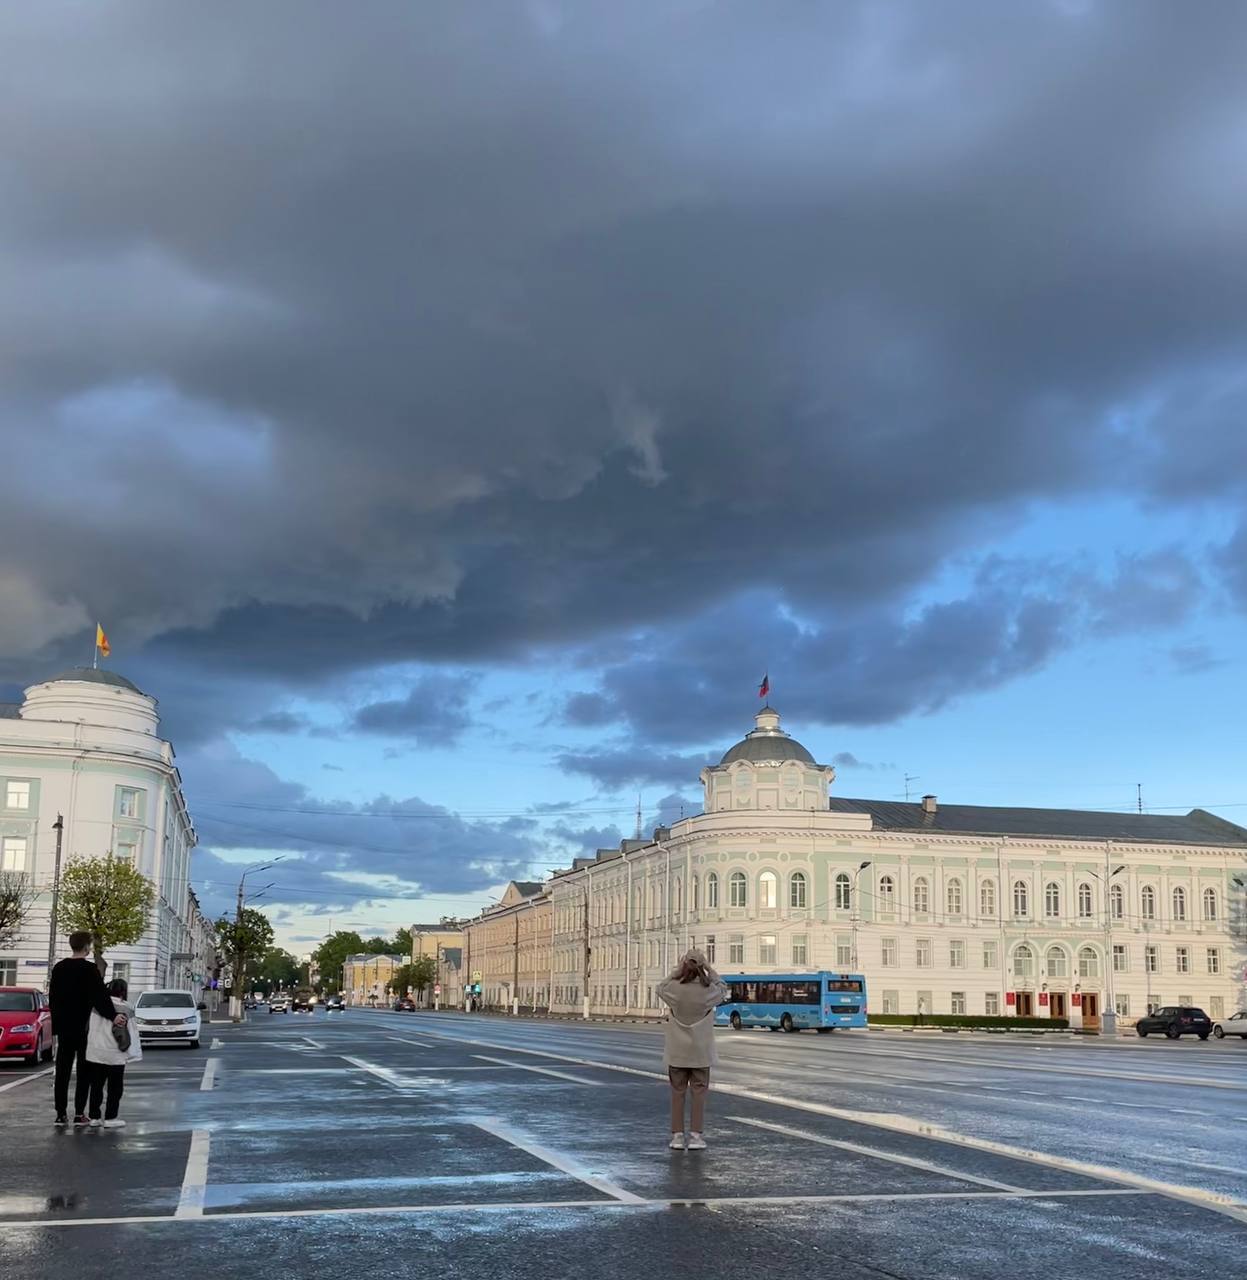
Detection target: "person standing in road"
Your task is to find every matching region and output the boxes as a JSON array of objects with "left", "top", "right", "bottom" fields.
[
  {"left": 657, "top": 948, "right": 730, "bottom": 1152},
  {"left": 85, "top": 978, "right": 142, "bottom": 1128},
  {"left": 49, "top": 931, "right": 126, "bottom": 1127}
]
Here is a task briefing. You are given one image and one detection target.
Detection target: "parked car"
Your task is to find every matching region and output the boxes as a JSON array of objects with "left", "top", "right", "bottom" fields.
[
  {"left": 133, "top": 989, "right": 205, "bottom": 1049},
  {"left": 269, "top": 996, "right": 290, "bottom": 1014},
  {"left": 392, "top": 998, "right": 416, "bottom": 1012},
  {"left": 0, "top": 987, "right": 54, "bottom": 1065},
  {"left": 1212, "top": 1011, "right": 1247, "bottom": 1040},
  {"left": 324, "top": 995, "right": 345, "bottom": 1012},
  {"left": 1135, "top": 1006, "right": 1212, "bottom": 1040}
]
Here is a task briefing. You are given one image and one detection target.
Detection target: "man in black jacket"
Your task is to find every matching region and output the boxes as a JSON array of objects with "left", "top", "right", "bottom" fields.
[{"left": 49, "top": 931, "right": 126, "bottom": 1126}]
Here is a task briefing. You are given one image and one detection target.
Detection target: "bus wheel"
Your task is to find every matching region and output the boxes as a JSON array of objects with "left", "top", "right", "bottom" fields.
[
  {"left": 780, "top": 1013, "right": 794, "bottom": 1033},
  {"left": 730, "top": 1012, "right": 742, "bottom": 1030}
]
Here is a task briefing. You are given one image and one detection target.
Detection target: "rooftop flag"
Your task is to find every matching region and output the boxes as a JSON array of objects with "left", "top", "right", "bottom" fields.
[
  {"left": 758, "top": 672, "right": 769, "bottom": 699},
  {"left": 95, "top": 623, "right": 111, "bottom": 663}
]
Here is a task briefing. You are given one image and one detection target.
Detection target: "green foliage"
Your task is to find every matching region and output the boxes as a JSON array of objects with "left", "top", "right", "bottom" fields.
[
  {"left": 409, "top": 953, "right": 436, "bottom": 992},
  {"left": 388, "top": 963, "right": 416, "bottom": 996},
  {"left": 313, "top": 930, "right": 367, "bottom": 985},
  {"left": 0, "top": 870, "right": 37, "bottom": 951},
  {"left": 867, "top": 1013, "right": 1069, "bottom": 1031},
  {"left": 391, "top": 927, "right": 414, "bottom": 958},
  {"left": 254, "top": 946, "right": 301, "bottom": 992},
  {"left": 215, "top": 908, "right": 275, "bottom": 993},
  {"left": 59, "top": 855, "right": 156, "bottom": 964}
]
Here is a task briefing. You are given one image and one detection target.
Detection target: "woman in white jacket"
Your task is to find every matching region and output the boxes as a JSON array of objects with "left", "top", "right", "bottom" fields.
[
  {"left": 656, "top": 949, "right": 730, "bottom": 1151},
  {"left": 85, "top": 978, "right": 142, "bottom": 1129}
]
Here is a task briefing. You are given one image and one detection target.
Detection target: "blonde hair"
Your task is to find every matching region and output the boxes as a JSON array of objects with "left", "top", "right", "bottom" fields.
[{"left": 671, "top": 948, "right": 710, "bottom": 985}]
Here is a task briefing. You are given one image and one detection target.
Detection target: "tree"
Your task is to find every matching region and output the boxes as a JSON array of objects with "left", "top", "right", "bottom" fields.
[
  {"left": 0, "top": 871, "right": 37, "bottom": 952},
  {"left": 254, "top": 946, "right": 301, "bottom": 993},
  {"left": 392, "top": 927, "right": 414, "bottom": 958},
  {"left": 214, "top": 908, "right": 274, "bottom": 1010},
  {"left": 313, "top": 930, "right": 366, "bottom": 990},
  {"left": 409, "top": 953, "right": 436, "bottom": 994},
  {"left": 58, "top": 855, "right": 156, "bottom": 967}
]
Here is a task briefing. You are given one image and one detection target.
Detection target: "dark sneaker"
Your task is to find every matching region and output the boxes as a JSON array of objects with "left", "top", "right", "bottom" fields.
[
  {"left": 72, "top": 1114, "right": 90, "bottom": 1127},
  {"left": 54, "top": 1114, "right": 68, "bottom": 1126}
]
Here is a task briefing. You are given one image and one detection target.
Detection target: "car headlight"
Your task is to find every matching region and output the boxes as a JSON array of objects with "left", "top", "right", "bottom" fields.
[
  {"left": 11, "top": 1023, "right": 35, "bottom": 1033},
  {"left": 183, "top": 1016, "right": 199, "bottom": 1024}
]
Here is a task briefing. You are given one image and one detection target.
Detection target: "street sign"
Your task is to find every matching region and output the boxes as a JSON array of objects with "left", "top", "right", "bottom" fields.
[
  {"left": 22, "top": 959, "right": 48, "bottom": 967},
  {"left": 433, "top": 984, "right": 441, "bottom": 995},
  {"left": 171, "top": 952, "right": 193, "bottom": 961},
  {"left": 472, "top": 970, "right": 482, "bottom": 982}
]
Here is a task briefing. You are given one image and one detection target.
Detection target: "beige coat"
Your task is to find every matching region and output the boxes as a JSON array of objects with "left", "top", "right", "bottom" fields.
[
  {"left": 657, "top": 971, "right": 730, "bottom": 1068},
  {"left": 86, "top": 998, "right": 142, "bottom": 1067}
]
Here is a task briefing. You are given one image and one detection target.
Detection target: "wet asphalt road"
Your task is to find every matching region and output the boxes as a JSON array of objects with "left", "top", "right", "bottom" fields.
[{"left": 2, "top": 1010, "right": 1245, "bottom": 1280}]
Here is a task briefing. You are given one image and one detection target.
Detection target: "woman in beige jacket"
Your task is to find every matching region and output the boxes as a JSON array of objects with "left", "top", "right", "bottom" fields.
[{"left": 656, "top": 949, "right": 730, "bottom": 1151}]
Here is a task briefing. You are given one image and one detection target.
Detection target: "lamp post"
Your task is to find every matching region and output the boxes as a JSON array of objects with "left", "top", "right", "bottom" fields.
[
  {"left": 850, "top": 861, "right": 872, "bottom": 970},
  {"left": 230, "top": 857, "right": 285, "bottom": 1021},
  {"left": 1089, "top": 860, "right": 1127, "bottom": 1035}
]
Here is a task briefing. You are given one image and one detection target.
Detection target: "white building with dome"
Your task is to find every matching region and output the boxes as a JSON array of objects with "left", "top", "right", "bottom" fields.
[
  {"left": 526, "top": 706, "right": 1247, "bottom": 1031},
  {"left": 0, "top": 668, "right": 206, "bottom": 995}
]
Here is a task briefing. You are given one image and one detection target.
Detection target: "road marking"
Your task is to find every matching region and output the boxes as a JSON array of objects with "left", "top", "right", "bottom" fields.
[
  {"left": 0, "top": 1187, "right": 1153, "bottom": 1229},
  {"left": 341, "top": 1055, "right": 422, "bottom": 1090},
  {"left": 730, "top": 1116, "right": 1028, "bottom": 1192},
  {"left": 472, "top": 1054, "right": 600, "bottom": 1085},
  {"left": 199, "top": 1059, "right": 217, "bottom": 1092},
  {"left": 174, "top": 1129, "right": 211, "bottom": 1218},
  {"left": 301, "top": 1037, "right": 325, "bottom": 1049},
  {"left": 0, "top": 1067, "right": 53, "bottom": 1094},
  {"left": 409, "top": 1025, "right": 1247, "bottom": 1226},
  {"left": 210, "top": 1038, "right": 224, "bottom": 1049},
  {"left": 472, "top": 1118, "right": 645, "bottom": 1204},
  {"left": 384, "top": 1035, "right": 437, "bottom": 1047}
]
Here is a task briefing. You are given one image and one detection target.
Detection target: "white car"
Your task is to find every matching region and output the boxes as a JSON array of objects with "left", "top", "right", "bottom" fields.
[
  {"left": 1212, "top": 1011, "right": 1247, "bottom": 1040},
  {"left": 133, "top": 989, "right": 204, "bottom": 1048}
]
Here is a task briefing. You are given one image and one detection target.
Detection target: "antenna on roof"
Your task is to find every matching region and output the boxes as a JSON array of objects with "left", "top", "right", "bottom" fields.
[
  {"left": 1137, "top": 783, "right": 1143, "bottom": 814},
  {"left": 635, "top": 793, "right": 642, "bottom": 841},
  {"left": 904, "top": 774, "right": 920, "bottom": 803}
]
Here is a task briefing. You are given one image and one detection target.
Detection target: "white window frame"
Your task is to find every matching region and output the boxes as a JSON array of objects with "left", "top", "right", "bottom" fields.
[
  {"left": 758, "top": 871, "right": 777, "bottom": 910},
  {"left": 758, "top": 934, "right": 777, "bottom": 965},
  {"left": 1, "top": 836, "right": 27, "bottom": 873},
  {"left": 789, "top": 871, "right": 807, "bottom": 909},
  {"left": 728, "top": 872, "right": 748, "bottom": 909},
  {"left": 834, "top": 873, "right": 851, "bottom": 911},
  {"left": 5, "top": 779, "right": 31, "bottom": 810}
]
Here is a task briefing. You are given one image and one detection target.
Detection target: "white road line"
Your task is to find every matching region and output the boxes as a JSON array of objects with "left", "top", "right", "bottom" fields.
[
  {"left": 0, "top": 1067, "right": 53, "bottom": 1094},
  {"left": 408, "top": 1026, "right": 1247, "bottom": 1227},
  {"left": 210, "top": 1038, "right": 224, "bottom": 1049},
  {"left": 341, "top": 1055, "right": 419, "bottom": 1090},
  {"left": 384, "top": 1035, "right": 437, "bottom": 1047},
  {"left": 0, "top": 1187, "right": 1153, "bottom": 1230},
  {"left": 300, "top": 1037, "right": 325, "bottom": 1049},
  {"left": 199, "top": 1059, "right": 217, "bottom": 1092},
  {"left": 730, "top": 1116, "right": 1028, "bottom": 1192},
  {"left": 472, "top": 1118, "right": 645, "bottom": 1204},
  {"left": 472, "top": 1054, "right": 600, "bottom": 1085},
  {"left": 174, "top": 1129, "right": 211, "bottom": 1218}
]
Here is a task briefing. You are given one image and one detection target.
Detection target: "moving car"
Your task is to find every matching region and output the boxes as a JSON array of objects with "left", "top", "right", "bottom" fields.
[
  {"left": 0, "top": 987, "right": 54, "bottom": 1065},
  {"left": 133, "top": 989, "right": 205, "bottom": 1049},
  {"left": 1212, "top": 1011, "right": 1247, "bottom": 1040},
  {"left": 1135, "top": 1006, "right": 1212, "bottom": 1040},
  {"left": 392, "top": 998, "right": 416, "bottom": 1012},
  {"left": 324, "top": 995, "right": 345, "bottom": 1012},
  {"left": 291, "top": 991, "right": 315, "bottom": 1013},
  {"left": 269, "top": 996, "right": 290, "bottom": 1014}
]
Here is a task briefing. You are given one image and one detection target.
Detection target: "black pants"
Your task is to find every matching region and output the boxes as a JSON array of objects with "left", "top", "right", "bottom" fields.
[
  {"left": 87, "top": 1063, "right": 126, "bottom": 1121},
  {"left": 53, "top": 1037, "right": 90, "bottom": 1117}
]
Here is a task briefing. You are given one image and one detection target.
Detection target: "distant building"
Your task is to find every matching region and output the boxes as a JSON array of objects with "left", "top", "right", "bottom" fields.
[
  {"left": 410, "top": 920, "right": 466, "bottom": 1004},
  {"left": 0, "top": 668, "right": 198, "bottom": 993},
  {"left": 343, "top": 952, "right": 404, "bottom": 1005},
  {"left": 465, "top": 706, "right": 1247, "bottom": 1030}
]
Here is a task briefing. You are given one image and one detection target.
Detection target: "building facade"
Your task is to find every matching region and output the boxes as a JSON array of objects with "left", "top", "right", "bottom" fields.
[
  {"left": 343, "top": 953, "right": 405, "bottom": 1005},
  {"left": 467, "top": 707, "right": 1247, "bottom": 1030},
  {"left": 467, "top": 881, "right": 552, "bottom": 1012},
  {"left": 0, "top": 668, "right": 198, "bottom": 994},
  {"left": 410, "top": 921, "right": 466, "bottom": 1006}
]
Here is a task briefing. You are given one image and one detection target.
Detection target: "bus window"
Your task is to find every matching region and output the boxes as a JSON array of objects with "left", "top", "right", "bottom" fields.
[{"left": 826, "top": 979, "right": 863, "bottom": 993}]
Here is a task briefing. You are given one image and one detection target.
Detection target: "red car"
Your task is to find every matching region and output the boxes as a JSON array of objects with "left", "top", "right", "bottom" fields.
[{"left": 0, "top": 987, "right": 54, "bottom": 1065}]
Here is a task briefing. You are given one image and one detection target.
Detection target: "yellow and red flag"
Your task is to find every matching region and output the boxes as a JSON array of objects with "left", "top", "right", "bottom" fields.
[{"left": 96, "top": 623, "right": 111, "bottom": 658}]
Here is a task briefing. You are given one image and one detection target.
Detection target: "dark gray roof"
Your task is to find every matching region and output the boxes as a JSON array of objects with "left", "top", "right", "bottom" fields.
[
  {"left": 830, "top": 797, "right": 1247, "bottom": 848},
  {"left": 42, "top": 667, "right": 144, "bottom": 694},
  {"left": 721, "top": 736, "right": 814, "bottom": 764},
  {"left": 0, "top": 703, "right": 19, "bottom": 719},
  {"left": 511, "top": 881, "right": 544, "bottom": 897}
]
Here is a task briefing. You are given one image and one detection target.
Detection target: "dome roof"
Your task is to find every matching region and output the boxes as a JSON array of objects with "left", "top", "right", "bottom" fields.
[
  {"left": 41, "top": 667, "right": 144, "bottom": 695},
  {"left": 719, "top": 706, "right": 815, "bottom": 766}
]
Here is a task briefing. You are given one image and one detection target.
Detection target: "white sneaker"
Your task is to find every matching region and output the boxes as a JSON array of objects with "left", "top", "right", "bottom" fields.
[
  {"left": 686, "top": 1132, "right": 707, "bottom": 1150},
  {"left": 88, "top": 1119, "right": 102, "bottom": 1129},
  {"left": 668, "top": 1132, "right": 685, "bottom": 1150},
  {"left": 102, "top": 1119, "right": 126, "bottom": 1130}
]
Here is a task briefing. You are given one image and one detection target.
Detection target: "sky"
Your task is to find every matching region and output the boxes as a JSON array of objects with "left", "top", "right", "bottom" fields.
[{"left": 3, "top": 2, "right": 1246, "bottom": 953}]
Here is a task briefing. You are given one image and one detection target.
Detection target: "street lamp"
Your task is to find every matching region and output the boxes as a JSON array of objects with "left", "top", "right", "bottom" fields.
[
  {"left": 850, "top": 861, "right": 872, "bottom": 970},
  {"left": 1088, "top": 861, "right": 1127, "bottom": 1035},
  {"left": 230, "top": 857, "right": 285, "bottom": 1021}
]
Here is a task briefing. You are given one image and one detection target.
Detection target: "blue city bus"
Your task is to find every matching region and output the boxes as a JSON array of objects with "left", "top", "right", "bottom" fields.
[{"left": 714, "top": 971, "right": 868, "bottom": 1033}]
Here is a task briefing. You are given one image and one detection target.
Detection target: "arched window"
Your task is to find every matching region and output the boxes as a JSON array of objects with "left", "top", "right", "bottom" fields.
[
  {"left": 1203, "top": 887, "right": 1218, "bottom": 921},
  {"left": 980, "top": 879, "right": 997, "bottom": 917},
  {"left": 691, "top": 876, "right": 699, "bottom": 912},
  {"left": 1172, "top": 886, "right": 1187, "bottom": 921},
  {"left": 1141, "top": 885, "right": 1156, "bottom": 920},
  {"left": 946, "top": 878, "right": 963, "bottom": 916},
  {"left": 633, "top": 885, "right": 643, "bottom": 921},
  {"left": 878, "top": 875, "right": 896, "bottom": 911},
  {"left": 1046, "top": 946, "right": 1068, "bottom": 978},
  {"left": 1109, "top": 883, "right": 1124, "bottom": 920},
  {"left": 729, "top": 871, "right": 748, "bottom": 908},
  {"left": 1012, "top": 943, "right": 1035, "bottom": 978},
  {"left": 834, "top": 872, "right": 852, "bottom": 911},
  {"left": 759, "top": 870, "right": 777, "bottom": 909},
  {"left": 673, "top": 876, "right": 682, "bottom": 915},
  {"left": 1077, "top": 883, "right": 1093, "bottom": 919},
  {"left": 1078, "top": 946, "right": 1100, "bottom": 979},
  {"left": 790, "top": 871, "right": 807, "bottom": 909},
  {"left": 1044, "top": 882, "right": 1061, "bottom": 919},
  {"left": 913, "top": 877, "right": 930, "bottom": 915},
  {"left": 706, "top": 872, "right": 719, "bottom": 910},
  {"left": 1013, "top": 880, "right": 1029, "bottom": 918}
]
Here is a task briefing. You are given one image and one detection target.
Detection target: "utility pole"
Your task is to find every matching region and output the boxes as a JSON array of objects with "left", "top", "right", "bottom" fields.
[
  {"left": 635, "top": 794, "right": 642, "bottom": 841},
  {"left": 45, "top": 814, "right": 65, "bottom": 981},
  {"left": 850, "top": 861, "right": 871, "bottom": 970},
  {"left": 581, "top": 880, "right": 591, "bottom": 1021},
  {"left": 512, "top": 909, "right": 520, "bottom": 1016},
  {"left": 1137, "top": 783, "right": 1143, "bottom": 814}
]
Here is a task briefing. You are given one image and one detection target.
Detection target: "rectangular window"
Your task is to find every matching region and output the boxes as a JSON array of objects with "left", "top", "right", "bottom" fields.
[
  {"left": 1115, "top": 994, "right": 1130, "bottom": 1017},
  {"left": 759, "top": 935, "right": 777, "bottom": 965},
  {"left": 791, "top": 935, "right": 808, "bottom": 967},
  {"left": 949, "top": 939, "right": 965, "bottom": 969},
  {"left": 882, "top": 989, "right": 899, "bottom": 1015},
  {"left": 982, "top": 941, "right": 998, "bottom": 969},
  {"left": 0, "top": 959, "right": 16, "bottom": 985},
  {"left": 985, "top": 992, "right": 1000, "bottom": 1016},
  {"left": 1, "top": 837, "right": 26, "bottom": 873},
  {"left": 1112, "top": 944, "right": 1128, "bottom": 973},
  {"left": 728, "top": 935, "right": 744, "bottom": 965},
  {"left": 1175, "top": 946, "right": 1190, "bottom": 975},
  {"left": 5, "top": 780, "right": 30, "bottom": 810},
  {"left": 950, "top": 991, "right": 966, "bottom": 1015},
  {"left": 118, "top": 787, "right": 141, "bottom": 819},
  {"left": 915, "top": 938, "right": 932, "bottom": 968},
  {"left": 1210, "top": 996, "right": 1224, "bottom": 1019},
  {"left": 1178, "top": 993, "right": 1193, "bottom": 1007},
  {"left": 881, "top": 937, "right": 898, "bottom": 967},
  {"left": 835, "top": 934, "right": 853, "bottom": 968},
  {"left": 1145, "top": 945, "right": 1158, "bottom": 974},
  {"left": 113, "top": 962, "right": 130, "bottom": 985},
  {"left": 705, "top": 935, "right": 716, "bottom": 964},
  {"left": 1207, "top": 947, "right": 1221, "bottom": 975}
]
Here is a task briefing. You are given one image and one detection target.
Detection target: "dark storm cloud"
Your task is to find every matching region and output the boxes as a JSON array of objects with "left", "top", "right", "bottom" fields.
[
  {"left": 1, "top": 1, "right": 1244, "bottom": 743},
  {"left": 352, "top": 673, "right": 478, "bottom": 742},
  {"left": 556, "top": 746, "right": 716, "bottom": 790}
]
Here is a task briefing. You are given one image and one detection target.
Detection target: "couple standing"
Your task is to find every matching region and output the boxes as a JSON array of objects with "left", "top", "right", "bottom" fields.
[{"left": 49, "top": 930, "right": 142, "bottom": 1128}]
